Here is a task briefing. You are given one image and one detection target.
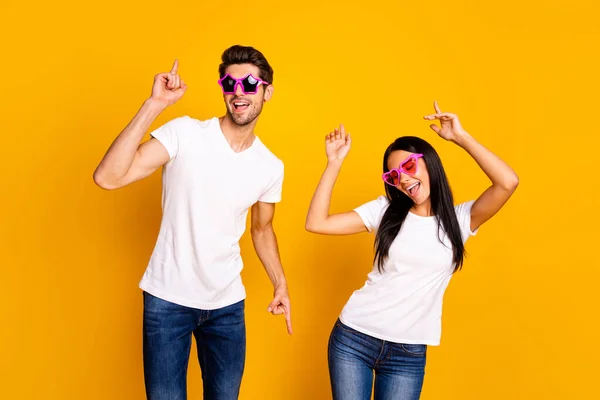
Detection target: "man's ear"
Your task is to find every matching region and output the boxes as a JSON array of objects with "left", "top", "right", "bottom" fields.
[{"left": 263, "top": 84, "right": 274, "bottom": 102}]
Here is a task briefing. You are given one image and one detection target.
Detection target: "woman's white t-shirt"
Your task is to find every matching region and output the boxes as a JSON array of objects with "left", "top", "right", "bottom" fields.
[{"left": 339, "top": 196, "right": 478, "bottom": 346}]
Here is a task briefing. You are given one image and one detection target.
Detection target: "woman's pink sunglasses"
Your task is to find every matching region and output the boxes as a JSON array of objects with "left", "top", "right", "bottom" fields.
[{"left": 382, "top": 153, "right": 424, "bottom": 186}]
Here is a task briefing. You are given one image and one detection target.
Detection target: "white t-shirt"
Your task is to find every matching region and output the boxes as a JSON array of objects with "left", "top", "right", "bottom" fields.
[
  {"left": 138, "top": 116, "right": 284, "bottom": 310},
  {"left": 339, "top": 196, "right": 478, "bottom": 345}
]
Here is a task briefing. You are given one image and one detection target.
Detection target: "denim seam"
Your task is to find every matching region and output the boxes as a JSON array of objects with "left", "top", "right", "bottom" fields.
[
  {"left": 200, "top": 310, "right": 211, "bottom": 323},
  {"left": 374, "top": 341, "right": 387, "bottom": 368},
  {"left": 400, "top": 344, "right": 427, "bottom": 356},
  {"left": 335, "top": 321, "right": 364, "bottom": 337}
]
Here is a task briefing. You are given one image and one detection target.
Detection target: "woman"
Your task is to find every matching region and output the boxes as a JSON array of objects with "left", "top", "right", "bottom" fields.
[{"left": 305, "top": 102, "right": 519, "bottom": 400}]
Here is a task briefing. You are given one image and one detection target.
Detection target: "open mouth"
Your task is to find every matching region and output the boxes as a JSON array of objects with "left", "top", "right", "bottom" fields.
[
  {"left": 406, "top": 182, "right": 420, "bottom": 198},
  {"left": 233, "top": 101, "right": 249, "bottom": 112}
]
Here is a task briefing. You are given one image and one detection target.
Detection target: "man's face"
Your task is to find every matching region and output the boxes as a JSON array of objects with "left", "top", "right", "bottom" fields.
[{"left": 221, "top": 63, "right": 273, "bottom": 126}]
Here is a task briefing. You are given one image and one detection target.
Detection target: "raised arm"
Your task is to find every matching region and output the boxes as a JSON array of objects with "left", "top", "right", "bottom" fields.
[
  {"left": 424, "top": 101, "right": 519, "bottom": 231},
  {"left": 305, "top": 125, "right": 367, "bottom": 235},
  {"left": 93, "top": 59, "right": 187, "bottom": 190}
]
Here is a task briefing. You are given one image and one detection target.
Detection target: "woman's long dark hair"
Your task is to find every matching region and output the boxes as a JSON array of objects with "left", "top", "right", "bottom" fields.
[{"left": 374, "top": 136, "right": 465, "bottom": 273}]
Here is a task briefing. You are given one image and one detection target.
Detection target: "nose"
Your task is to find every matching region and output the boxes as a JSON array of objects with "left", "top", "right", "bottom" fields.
[
  {"left": 400, "top": 172, "right": 411, "bottom": 182},
  {"left": 234, "top": 82, "right": 244, "bottom": 96}
]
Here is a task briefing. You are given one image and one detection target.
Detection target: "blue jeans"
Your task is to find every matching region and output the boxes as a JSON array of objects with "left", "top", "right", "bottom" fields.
[
  {"left": 328, "top": 319, "right": 427, "bottom": 400},
  {"left": 143, "top": 292, "right": 246, "bottom": 400}
]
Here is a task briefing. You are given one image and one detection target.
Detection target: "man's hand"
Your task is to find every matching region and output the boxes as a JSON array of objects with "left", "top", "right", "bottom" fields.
[
  {"left": 267, "top": 283, "right": 292, "bottom": 335},
  {"left": 150, "top": 59, "right": 188, "bottom": 107}
]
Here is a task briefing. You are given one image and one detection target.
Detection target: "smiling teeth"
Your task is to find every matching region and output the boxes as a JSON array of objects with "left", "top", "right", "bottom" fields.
[{"left": 407, "top": 182, "right": 419, "bottom": 190}]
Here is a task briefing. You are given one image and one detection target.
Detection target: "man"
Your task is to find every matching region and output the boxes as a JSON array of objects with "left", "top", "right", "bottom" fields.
[{"left": 93, "top": 45, "right": 291, "bottom": 400}]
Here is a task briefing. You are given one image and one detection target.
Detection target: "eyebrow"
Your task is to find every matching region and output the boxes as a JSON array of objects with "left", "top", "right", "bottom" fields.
[{"left": 398, "top": 155, "right": 416, "bottom": 165}]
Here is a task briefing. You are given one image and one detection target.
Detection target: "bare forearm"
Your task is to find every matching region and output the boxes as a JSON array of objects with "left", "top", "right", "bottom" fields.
[
  {"left": 252, "top": 228, "right": 287, "bottom": 289},
  {"left": 454, "top": 132, "right": 519, "bottom": 190},
  {"left": 306, "top": 160, "right": 343, "bottom": 229},
  {"left": 94, "top": 98, "right": 166, "bottom": 184}
]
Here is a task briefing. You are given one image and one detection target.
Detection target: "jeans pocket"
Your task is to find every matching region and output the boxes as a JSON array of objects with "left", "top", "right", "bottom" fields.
[
  {"left": 400, "top": 343, "right": 427, "bottom": 356},
  {"left": 143, "top": 291, "right": 178, "bottom": 312},
  {"left": 330, "top": 320, "right": 361, "bottom": 350},
  {"left": 335, "top": 320, "right": 363, "bottom": 336}
]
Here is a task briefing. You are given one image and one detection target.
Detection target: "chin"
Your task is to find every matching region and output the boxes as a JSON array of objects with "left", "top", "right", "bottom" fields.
[
  {"left": 414, "top": 195, "right": 430, "bottom": 206},
  {"left": 232, "top": 116, "right": 253, "bottom": 126}
]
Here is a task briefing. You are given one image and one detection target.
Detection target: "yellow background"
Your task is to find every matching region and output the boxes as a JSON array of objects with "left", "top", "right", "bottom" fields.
[{"left": 2, "top": 0, "right": 599, "bottom": 398}]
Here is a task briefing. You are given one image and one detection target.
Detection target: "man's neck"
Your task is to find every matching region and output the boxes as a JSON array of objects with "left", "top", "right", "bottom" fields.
[{"left": 218, "top": 114, "right": 257, "bottom": 153}]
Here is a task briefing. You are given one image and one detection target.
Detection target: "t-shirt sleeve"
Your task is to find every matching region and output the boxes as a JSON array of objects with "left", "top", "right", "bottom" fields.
[
  {"left": 455, "top": 200, "right": 479, "bottom": 242},
  {"left": 353, "top": 195, "right": 389, "bottom": 233},
  {"left": 258, "top": 161, "right": 284, "bottom": 203},
  {"left": 150, "top": 117, "right": 189, "bottom": 160}
]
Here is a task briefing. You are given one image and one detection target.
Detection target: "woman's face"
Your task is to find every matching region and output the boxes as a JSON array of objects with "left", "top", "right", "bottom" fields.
[{"left": 386, "top": 150, "right": 431, "bottom": 205}]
